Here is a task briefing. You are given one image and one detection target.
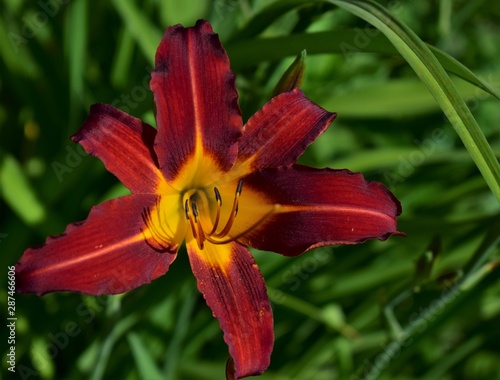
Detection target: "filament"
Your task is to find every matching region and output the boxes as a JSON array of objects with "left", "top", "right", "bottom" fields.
[{"left": 183, "top": 180, "right": 275, "bottom": 250}]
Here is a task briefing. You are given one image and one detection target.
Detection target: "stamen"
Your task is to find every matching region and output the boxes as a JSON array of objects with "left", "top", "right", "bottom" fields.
[
  {"left": 209, "top": 187, "right": 222, "bottom": 235},
  {"left": 205, "top": 204, "right": 280, "bottom": 245},
  {"left": 184, "top": 199, "right": 190, "bottom": 220},
  {"left": 214, "top": 187, "right": 222, "bottom": 206},
  {"left": 236, "top": 179, "right": 243, "bottom": 196},
  {"left": 214, "top": 179, "right": 243, "bottom": 238},
  {"left": 191, "top": 199, "right": 199, "bottom": 222},
  {"left": 235, "top": 179, "right": 243, "bottom": 216},
  {"left": 184, "top": 198, "right": 198, "bottom": 241},
  {"left": 182, "top": 179, "right": 276, "bottom": 251},
  {"left": 190, "top": 198, "right": 204, "bottom": 249},
  {"left": 196, "top": 220, "right": 205, "bottom": 250}
]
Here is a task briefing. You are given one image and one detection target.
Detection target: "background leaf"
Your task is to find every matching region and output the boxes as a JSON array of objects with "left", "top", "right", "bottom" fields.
[{"left": 1, "top": 1, "right": 499, "bottom": 379}]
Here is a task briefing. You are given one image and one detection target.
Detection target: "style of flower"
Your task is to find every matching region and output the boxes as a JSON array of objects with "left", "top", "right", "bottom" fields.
[{"left": 15, "top": 20, "right": 402, "bottom": 379}]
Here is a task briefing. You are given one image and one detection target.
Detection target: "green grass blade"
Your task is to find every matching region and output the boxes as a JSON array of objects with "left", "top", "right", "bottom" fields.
[
  {"left": 422, "top": 335, "right": 484, "bottom": 379},
  {"left": 90, "top": 314, "right": 139, "bottom": 380},
  {"left": 228, "top": 0, "right": 323, "bottom": 41},
  {"left": 428, "top": 45, "right": 500, "bottom": 100},
  {"left": 111, "top": 28, "right": 136, "bottom": 88},
  {"left": 226, "top": 30, "right": 500, "bottom": 100},
  {"left": 327, "top": 0, "right": 500, "bottom": 203},
  {"left": 160, "top": 0, "right": 209, "bottom": 26},
  {"left": 127, "top": 332, "right": 164, "bottom": 380},
  {"left": 0, "top": 13, "right": 39, "bottom": 77},
  {"left": 66, "top": 0, "right": 88, "bottom": 131},
  {"left": 111, "top": 0, "right": 162, "bottom": 65},
  {"left": 0, "top": 153, "right": 46, "bottom": 225},
  {"left": 320, "top": 77, "right": 490, "bottom": 119},
  {"left": 163, "top": 283, "right": 197, "bottom": 379}
]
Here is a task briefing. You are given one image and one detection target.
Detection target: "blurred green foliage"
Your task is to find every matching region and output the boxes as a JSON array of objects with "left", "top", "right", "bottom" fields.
[{"left": 1, "top": 0, "right": 499, "bottom": 379}]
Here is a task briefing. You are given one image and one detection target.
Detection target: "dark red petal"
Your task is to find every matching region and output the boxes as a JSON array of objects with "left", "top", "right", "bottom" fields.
[
  {"left": 151, "top": 20, "right": 242, "bottom": 182},
  {"left": 186, "top": 241, "right": 273, "bottom": 379},
  {"left": 236, "top": 89, "right": 335, "bottom": 171},
  {"left": 72, "top": 104, "right": 169, "bottom": 194},
  {"left": 237, "top": 165, "right": 403, "bottom": 256},
  {"left": 15, "top": 195, "right": 178, "bottom": 296}
]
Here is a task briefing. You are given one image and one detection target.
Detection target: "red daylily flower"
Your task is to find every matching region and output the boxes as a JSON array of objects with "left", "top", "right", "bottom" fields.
[{"left": 15, "top": 20, "right": 402, "bottom": 379}]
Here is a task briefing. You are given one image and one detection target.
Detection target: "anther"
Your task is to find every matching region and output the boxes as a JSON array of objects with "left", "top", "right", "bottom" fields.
[
  {"left": 213, "top": 179, "right": 243, "bottom": 238},
  {"left": 184, "top": 197, "right": 198, "bottom": 241},
  {"left": 183, "top": 180, "right": 275, "bottom": 251},
  {"left": 236, "top": 179, "right": 243, "bottom": 196},
  {"left": 234, "top": 179, "right": 243, "bottom": 216},
  {"left": 214, "top": 187, "right": 222, "bottom": 205},
  {"left": 191, "top": 199, "right": 199, "bottom": 222},
  {"left": 210, "top": 187, "right": 222, "bottom": 235},
  {"left": 184, "top": 199, "right": 190, "bottom": 220}
]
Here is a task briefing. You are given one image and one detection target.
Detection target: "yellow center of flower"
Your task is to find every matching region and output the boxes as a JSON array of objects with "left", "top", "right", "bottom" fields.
[
  {"left": 182, "top": 179, "right": 241, "bottom": 250},
  {"left": 142, "top": 177, "right": 279, "bottom": 252},
  {"left": 182, "top": 180, "right": 277, "bottom": 250}
]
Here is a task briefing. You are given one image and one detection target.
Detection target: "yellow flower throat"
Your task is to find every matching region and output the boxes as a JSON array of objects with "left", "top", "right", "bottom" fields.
[
  {"left": 183, "top": 179, "right": 243, "bottom": 250},
  {"left": 143, "top": 173, "right": 280, "bottom": 252}
]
